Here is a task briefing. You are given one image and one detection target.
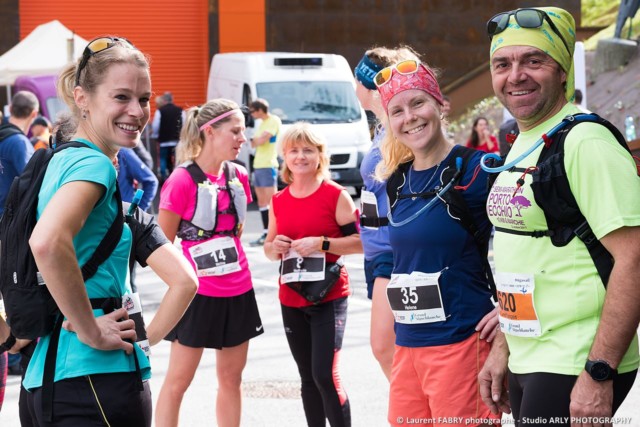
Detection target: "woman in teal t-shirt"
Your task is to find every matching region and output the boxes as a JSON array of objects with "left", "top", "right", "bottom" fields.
[{"left": 23, "top": 37, "right": 196, "bottom": 426}]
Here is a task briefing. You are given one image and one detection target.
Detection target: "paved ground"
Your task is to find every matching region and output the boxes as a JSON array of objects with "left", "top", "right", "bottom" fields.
[{"left": 0, "top": 205, "right": 638, "bottom": 426}]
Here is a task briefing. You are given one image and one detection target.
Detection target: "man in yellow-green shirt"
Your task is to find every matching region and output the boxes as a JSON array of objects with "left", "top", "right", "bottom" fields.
[
  {"left": 479, "top": 6, "right": 640, "bottom": 425},
  {"left": 249, "top": 98, "right": 281, "bottom": 246}
]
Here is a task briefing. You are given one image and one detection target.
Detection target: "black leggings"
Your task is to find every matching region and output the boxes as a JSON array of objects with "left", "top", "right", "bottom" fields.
[
  {"left": 31, "top": 372, "right": 152, "bottom": 427},
  {"left": 281, "top": 297, "right": 350, "bottom": 427},
  {"left": 509, "top": 370, "right": 637, "bottom": 427}
]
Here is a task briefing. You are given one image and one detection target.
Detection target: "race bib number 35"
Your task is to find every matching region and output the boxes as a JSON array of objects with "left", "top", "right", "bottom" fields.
[
  {"left": 495, "top": 272, "right": 541, "bottom": 337},
  {"left": 188, "top": 236, "right": 241, "bottom": 277},
  {"left": 386, "top": 271, "right": 445, "bottom": 324}
]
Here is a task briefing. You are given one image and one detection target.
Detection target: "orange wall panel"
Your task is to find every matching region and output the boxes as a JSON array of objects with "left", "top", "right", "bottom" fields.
[
  {"left": 19, "top": 0, "right": 209, "bottom": 108},
  {"left": 219, "top": 0, "right": 265, "bottom": 52}
]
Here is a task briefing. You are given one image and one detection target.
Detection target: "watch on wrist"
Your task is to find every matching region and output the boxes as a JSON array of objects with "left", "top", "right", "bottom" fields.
[
  {"left": 585, "top": 359, "right": 617, "bottom": 381},
  {"left": 321, "top": 236, "right": 330, "bottom": 252}
]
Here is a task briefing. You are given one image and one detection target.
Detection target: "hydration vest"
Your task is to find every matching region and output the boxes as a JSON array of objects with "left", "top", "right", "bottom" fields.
[
  {"left": 386, "top": 145, "right": 497, "bottom": 299},
  {"left": 176, "top": 161, "right": 247, "bottom": 241},
  {"left": 490, "top": 113, "right": 638, "bottom": 288}
]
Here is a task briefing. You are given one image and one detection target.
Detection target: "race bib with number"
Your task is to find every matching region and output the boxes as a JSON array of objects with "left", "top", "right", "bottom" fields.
[
  {"left": 387, "top": 271, "right": 446, "bottom": 324},
  {"left": 360, "top": 190, "right": 379, "bottom": 228},
  {"left": 122, "top": 293, "right": 150, "bottom": 357},
  {"left": 280, "top": 249, "right": 326, "bottom": 284},
  {"left": 495, "top": 272, "right": 541, "bottom": 337},
  {"left": 188, "top": 236, "right": 241, "bottom": 277}
]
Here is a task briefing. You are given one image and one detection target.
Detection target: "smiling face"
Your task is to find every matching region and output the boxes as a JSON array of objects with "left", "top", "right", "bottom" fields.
[
  {"left": 205, "top": 112, "right": 247, "bottom": 162},
  {"left": 491, "top": 45, "right": 567, "bottom": 131},
  {"left": 387, "top": 89, "right": 444, "bottom": 157},
  {"left": 284, "top": 141, "right": 320, "bottom": 178},
  {"left": 76, "top": 62, "right": 151, "bottom": 155}
]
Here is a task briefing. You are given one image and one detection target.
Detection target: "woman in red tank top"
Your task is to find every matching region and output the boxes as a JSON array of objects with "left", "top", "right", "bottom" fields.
[{"left": 264, "top": 122, "right": 362, "bottom": 426}]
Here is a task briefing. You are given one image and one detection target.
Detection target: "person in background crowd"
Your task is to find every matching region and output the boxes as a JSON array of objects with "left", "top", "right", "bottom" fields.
[
  {"left": 466, "top": 117, "right": 499, "bottom": 153},
  {"left": 117, "top": 146, "right": 158, "bottom": 213},
  {"left": 249, "top": 98, "right": 282, "bottom": 247},
  {"left": 353, "top": 45, "right": 420, "bottom": 380},
  {"left": 152, "top": 92, "right": 183, "bottom": 180},
  {"left": 374, "top": 58, "right": 499, "bottom": 426},
  {"left": 30, "top": 116, "right": 52, "bottom": 151},
  {"left": 573, "top": 88, "right": 591, "bottom": 113},
  {"left": 157, "top": 99, "right": 263, "bottom": 427},
  {"left": 24, "top": 36, "right": 195, "bottom": 426},
  {"left": 0, "top": 91, "right": 37, "bottom": 216},
  {"left": 264, "top": 122, "right": 362, "bottom": 427},
  {"left": 479, "top": 7, "right": 640, "bottom": 425},
  {"left": 497, "top": 118, "right": 519, "bottom": 157},
  {"left": 441, "top": 95, "right": 451, "bottom": 118},
  {"left": 117, "top": 144, "right": 160, "bottom": 291}
]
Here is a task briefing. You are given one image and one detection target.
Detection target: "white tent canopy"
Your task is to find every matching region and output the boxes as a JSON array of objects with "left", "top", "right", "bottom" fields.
[{"left": 0, "top": 20, "right": 87, "bottom": 87}]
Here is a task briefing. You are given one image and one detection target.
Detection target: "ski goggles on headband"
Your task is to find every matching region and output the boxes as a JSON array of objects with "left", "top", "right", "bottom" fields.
[
  {"left": 486, "top": 8, "right": 571, "bottom": 55},
  {"left": 75, "top": 37, "right": 135, "bottom": 86},
  {"left": 374, "top": 60, "right": 432, "bottom": 88}
]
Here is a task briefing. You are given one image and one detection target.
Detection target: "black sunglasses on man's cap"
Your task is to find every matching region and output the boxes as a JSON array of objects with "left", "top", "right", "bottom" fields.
[
  {"left": 75, "top": 37, "right": 135, "bottom": 86},
  {"left": 486, "top": 8, "right": 571, "bottom": 56}
]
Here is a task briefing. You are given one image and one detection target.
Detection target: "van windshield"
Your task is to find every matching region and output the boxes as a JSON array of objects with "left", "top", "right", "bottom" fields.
[{"left": 256, "top": 82, "right": 361, "bottom": 124}]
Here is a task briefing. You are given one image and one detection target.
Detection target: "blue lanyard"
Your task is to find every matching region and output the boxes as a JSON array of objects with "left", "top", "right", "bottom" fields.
[
  {"left": 387, "top": 157, "right": 463, "bottom": 228},
  {"left": 479, "top": 114, "right": 599, "bottom": 173}
]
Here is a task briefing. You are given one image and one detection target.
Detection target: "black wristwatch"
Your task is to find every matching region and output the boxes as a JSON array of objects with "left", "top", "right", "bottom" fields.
[
  {"left": 0, "top": 333, "right": 16, "bottom": 354},
  {"left": 321, "top": 236, "right": 330, "bottom": 252},
  {"left": 585, "top": 359, "right": 617, "bottom": 381}
]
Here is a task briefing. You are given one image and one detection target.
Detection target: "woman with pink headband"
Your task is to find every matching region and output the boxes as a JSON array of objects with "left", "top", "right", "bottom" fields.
[
  {"left": 156, "top": 99, "right": 263, "bottom": 427},
  {"left": 374, "top": 61, "right": 500, "bottom": 426},
  {"left": 354, "top": 45, "right": 420, "bottom": 381}
]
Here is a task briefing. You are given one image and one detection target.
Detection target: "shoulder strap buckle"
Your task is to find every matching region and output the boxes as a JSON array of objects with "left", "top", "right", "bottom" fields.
[{"left": 573, "top": 220, "right": 597, "bottom": 247}]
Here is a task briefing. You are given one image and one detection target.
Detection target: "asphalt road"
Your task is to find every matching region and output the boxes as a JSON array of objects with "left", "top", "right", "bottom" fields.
[{"left": 0, "top": 205, "right": 638, "bottom": 426}]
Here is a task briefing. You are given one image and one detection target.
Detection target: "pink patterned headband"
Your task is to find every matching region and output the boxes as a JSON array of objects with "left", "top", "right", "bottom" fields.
[
  {"left": 378, "top": 63, "right": 444, "bottom": 112},
  {"left": 199, "top": 109, "right": 242, "bottom": 131}
]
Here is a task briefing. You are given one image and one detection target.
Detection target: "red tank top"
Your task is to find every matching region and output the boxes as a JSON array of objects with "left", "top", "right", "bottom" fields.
[{"left": 272, "top": 180, "right": 351, "bottom": 307}]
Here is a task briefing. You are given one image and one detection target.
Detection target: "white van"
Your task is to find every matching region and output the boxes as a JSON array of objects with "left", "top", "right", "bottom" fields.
[{"left": 207, "top": 52, "right": 371, "bottom": 192}]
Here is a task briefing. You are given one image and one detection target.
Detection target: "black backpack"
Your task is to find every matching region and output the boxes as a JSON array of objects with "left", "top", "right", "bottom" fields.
[
  {"left": 0, "top": 122, "right": 24, "bottom": 143},
  {"left": 0, "top": 141, "right": 124, "bottom": 340},
  {"left": 491, "top": 113, "right": 638, "bottom": 288},
  {"left": 386, "top": 145, "right": 497, "bottom": 299}
]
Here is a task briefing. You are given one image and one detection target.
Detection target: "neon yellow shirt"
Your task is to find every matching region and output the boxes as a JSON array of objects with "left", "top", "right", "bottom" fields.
[
  {"left": 488, "top": 104, "right": 640, "bottom": 375},
  {"left": 253, "top": 114, "right": 281, "bottom": 169}
]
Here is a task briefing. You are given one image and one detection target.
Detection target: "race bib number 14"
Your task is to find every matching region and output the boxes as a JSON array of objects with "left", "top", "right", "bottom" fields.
[{"left": 188, "top": 236, "right": 241, "bottom": 277}]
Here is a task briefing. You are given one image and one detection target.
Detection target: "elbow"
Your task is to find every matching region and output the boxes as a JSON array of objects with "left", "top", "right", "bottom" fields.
[
  {"left": 176, "top": 271, "right": 199, "bottom": 297},
  {"left": 29, "top": 231, "right": 62, "bottom": 265}
]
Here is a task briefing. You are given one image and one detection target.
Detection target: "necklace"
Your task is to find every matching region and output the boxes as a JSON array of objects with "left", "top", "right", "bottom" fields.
[{"left": 408, "top": 162, "right": 441, "bottom": 200}]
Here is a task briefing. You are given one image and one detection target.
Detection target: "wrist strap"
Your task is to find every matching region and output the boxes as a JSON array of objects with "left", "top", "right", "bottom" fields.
[{"left": 0, "top": 332, "right": 16, "bottom": 353}]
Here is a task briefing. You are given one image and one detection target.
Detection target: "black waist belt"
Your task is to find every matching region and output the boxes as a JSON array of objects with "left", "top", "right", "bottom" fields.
[
  {"left": 360, "top": 216, "right": 389, "bottom": 227},
  {"left": 42, "top": 297, "right": 144, "bottom": 422}
]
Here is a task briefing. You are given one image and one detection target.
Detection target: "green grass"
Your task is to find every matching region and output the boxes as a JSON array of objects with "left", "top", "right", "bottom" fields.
[
  {"left": 580, "top": 0, "right": 640, "bottom": 51},
  {"left": 582, "top": 0, "right": 621, "bottom": 27}
]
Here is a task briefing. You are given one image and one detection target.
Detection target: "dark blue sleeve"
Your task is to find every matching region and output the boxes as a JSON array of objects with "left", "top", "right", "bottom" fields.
[{"left": 121, "top": 148, "right": 158, "bottom": 211}]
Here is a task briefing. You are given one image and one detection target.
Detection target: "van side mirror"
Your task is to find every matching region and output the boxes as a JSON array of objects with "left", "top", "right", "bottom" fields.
[{"left": 240, "top": 105, "right": 255, "bottom": 128}]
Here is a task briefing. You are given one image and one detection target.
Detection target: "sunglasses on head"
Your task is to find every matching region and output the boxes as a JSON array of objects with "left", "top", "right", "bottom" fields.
[
  {"left": 486, "top": 8, "right": 571, "bottom": 56},
  {"left": 374, "top": 60, "right": 437, "bottom": 88},
  {"left": 75, "top": 37, "right": 135, "bottom": 86}
]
